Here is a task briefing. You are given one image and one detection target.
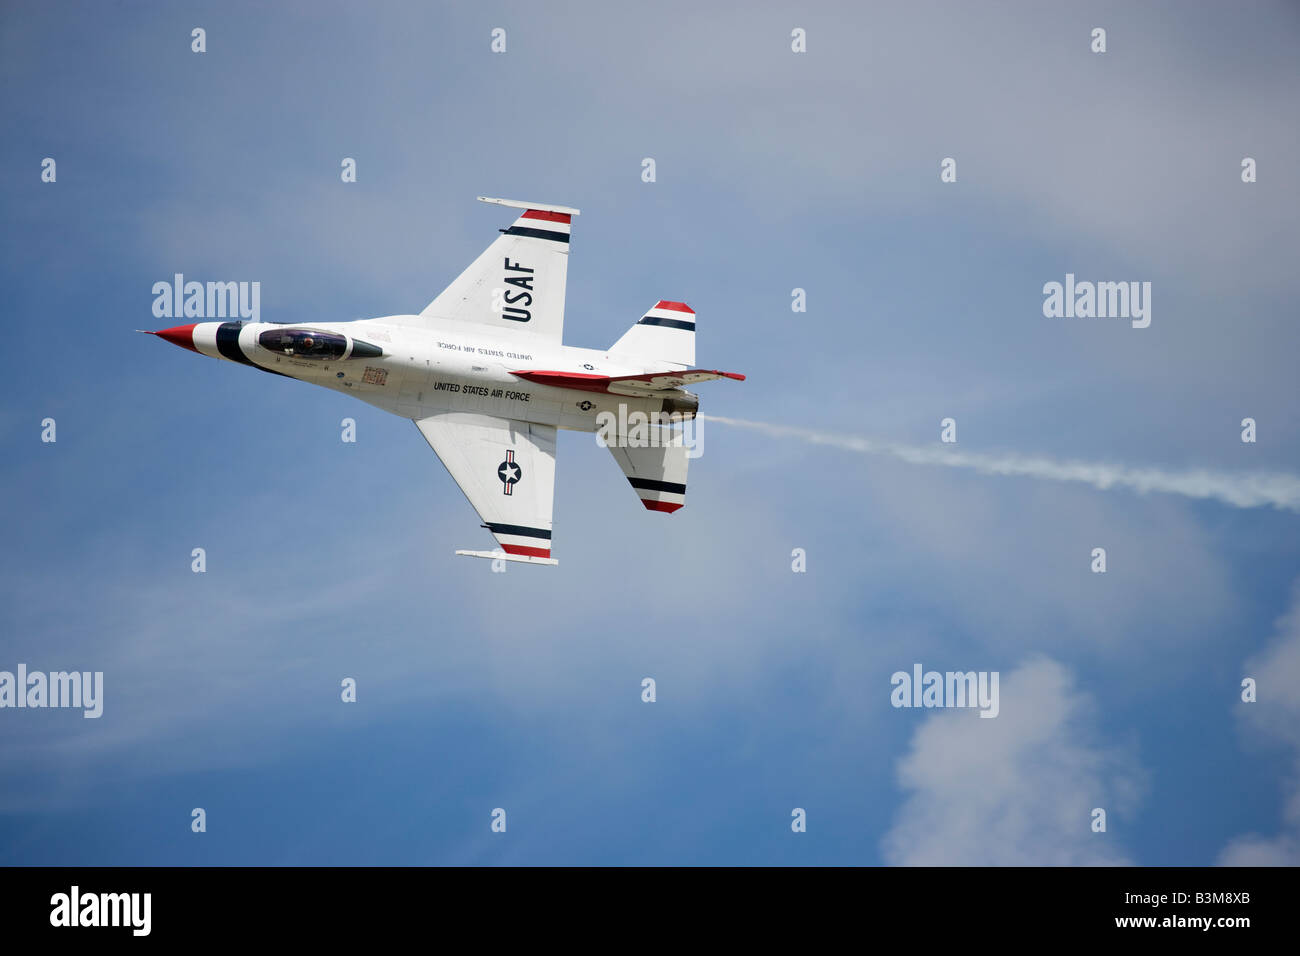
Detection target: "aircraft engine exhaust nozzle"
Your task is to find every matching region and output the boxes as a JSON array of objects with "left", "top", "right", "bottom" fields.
[{"left": 660, "top": 392, "right": 699, "bottom": 419}]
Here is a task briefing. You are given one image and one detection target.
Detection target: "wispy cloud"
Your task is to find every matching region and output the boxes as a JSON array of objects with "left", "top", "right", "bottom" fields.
[
  {"left": 882, "top": 658, "right": 1144, "bottom": 865},
  {"left": 1219, "top": 580, "right": 1300, "bottom": 865}
]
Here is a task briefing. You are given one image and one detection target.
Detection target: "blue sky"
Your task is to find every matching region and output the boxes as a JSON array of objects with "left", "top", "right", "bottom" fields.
[{"left": 2, "top": 1, "right": 1298, "bottom": 865}]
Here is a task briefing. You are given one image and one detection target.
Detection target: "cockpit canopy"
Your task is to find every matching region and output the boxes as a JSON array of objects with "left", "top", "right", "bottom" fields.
[{"left": 258, "top": 328, "right": 348, "bottom": 360}]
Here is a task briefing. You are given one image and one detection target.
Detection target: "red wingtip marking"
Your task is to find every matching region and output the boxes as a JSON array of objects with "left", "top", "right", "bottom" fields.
[
  {"left": 642, "top": 500, "right": 683, "bottom": 513},
  {"left": 654, "top": 300, "right": 694, "bottom": 314},
  {"left": 522, "top": 209, "right": 571, "bottom": 224},
  {"left": 719, "top": 371, "right": 746, "bottom": 381},
  {"left": 502, "top": 544, "right": 552, "bottom": 558},
  {"left": 153, "top": 324, "right": 199, "bottom": 353}
]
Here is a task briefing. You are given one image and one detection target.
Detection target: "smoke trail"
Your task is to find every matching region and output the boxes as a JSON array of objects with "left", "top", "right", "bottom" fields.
[{"left": 699, "top": 414, "right": 1300, "bottom": 512}]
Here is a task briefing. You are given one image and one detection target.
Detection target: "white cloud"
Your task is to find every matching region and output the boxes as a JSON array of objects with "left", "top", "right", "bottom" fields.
[
  {"left": 881, "top": 657, "right": 1144, "bottom": 865},
  {"left": 1218, "top": 581, "right": 1300, "bottom": 865}
]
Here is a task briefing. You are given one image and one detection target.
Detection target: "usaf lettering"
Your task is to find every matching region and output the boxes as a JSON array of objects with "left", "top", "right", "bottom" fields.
[{"left": 502, "top": 258, "right": 534, "bottom": 322}]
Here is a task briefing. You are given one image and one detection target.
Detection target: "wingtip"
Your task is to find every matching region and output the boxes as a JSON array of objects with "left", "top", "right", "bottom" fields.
[
  {"left": 456, "top": 549, "right": 559, "bottom": 566},
  {"left": 476, "top": 196, "right": 580, "bottom": 216}
]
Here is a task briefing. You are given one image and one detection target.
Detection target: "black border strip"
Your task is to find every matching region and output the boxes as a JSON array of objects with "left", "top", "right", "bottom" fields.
[
  {"left": 504, "top": 226, "right": 570, "bottom": 243},
  {"left": 628, "top": 477, "right": 687, "bottom": 495},
  {"left": 637, "top": 316, "right": 695, "bottom": 331},
  {"left": 486, "top": 522, "right": 553, "bottom": 540}
]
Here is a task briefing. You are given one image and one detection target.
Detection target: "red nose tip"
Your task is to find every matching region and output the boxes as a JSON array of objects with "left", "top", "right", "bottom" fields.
[{"left": 153, "top": 324, "right": 199, "bottom": 353}]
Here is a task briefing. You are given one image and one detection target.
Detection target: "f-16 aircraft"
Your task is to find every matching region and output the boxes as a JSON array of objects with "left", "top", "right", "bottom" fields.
[{"left": 145, "top": 197, "right": 744, "bottom": 565}]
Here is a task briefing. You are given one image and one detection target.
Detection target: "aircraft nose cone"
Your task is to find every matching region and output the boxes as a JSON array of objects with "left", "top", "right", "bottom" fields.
[{"left": 152, "top": 324, "right": 199, "bottom": 352}]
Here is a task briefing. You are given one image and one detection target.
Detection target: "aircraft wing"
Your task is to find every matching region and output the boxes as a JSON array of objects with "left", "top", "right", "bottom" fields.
[
  {"left": 415, "top": 197, "right": 578, "bottom": 343},
  {"left": 414, "top": 412, "right": 558, "bottom": 565}
]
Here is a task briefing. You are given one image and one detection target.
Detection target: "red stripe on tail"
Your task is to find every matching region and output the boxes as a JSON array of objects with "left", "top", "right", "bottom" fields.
[
  {"left": 522, "top": 209, "right": 571, "bottom": 224},
  {"left": 502, "top": 544, "right": 552, "bottom": 558},
  {"left": 653, "top": 300, "right": 694, "bottom": 314}
]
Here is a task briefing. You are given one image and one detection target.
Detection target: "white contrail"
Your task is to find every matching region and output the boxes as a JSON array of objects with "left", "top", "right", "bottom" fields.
[{"left": 699, "top": 414, "right": 1300, "bottom": 512}]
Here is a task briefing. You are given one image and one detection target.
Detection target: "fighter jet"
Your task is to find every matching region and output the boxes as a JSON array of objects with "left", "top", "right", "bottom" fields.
[{"left": 146, "top": 197, "right": 744, "bottom": 565}]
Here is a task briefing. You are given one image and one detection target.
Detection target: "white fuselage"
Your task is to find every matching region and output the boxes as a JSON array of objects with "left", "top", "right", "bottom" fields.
[{"left": 189, "top": 316, "right": 694, "bottom": 429}]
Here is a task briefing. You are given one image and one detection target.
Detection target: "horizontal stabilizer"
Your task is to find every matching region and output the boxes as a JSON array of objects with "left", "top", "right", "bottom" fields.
[{"left": 606, "top": 430, "right": 690, "bottom": 513}]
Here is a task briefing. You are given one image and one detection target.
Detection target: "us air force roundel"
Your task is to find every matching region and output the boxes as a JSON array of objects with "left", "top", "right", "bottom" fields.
[{"left": 498, "top": 449, "right": 522, "bottom": 495}]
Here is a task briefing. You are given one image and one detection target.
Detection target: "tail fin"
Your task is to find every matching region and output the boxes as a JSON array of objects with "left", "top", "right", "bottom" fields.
[
  {"left": 608, "top": 300, "right": 695, "bottom": 367},
  {"left": 606, "top": 431, "right": 689, "bottom": 513}
]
